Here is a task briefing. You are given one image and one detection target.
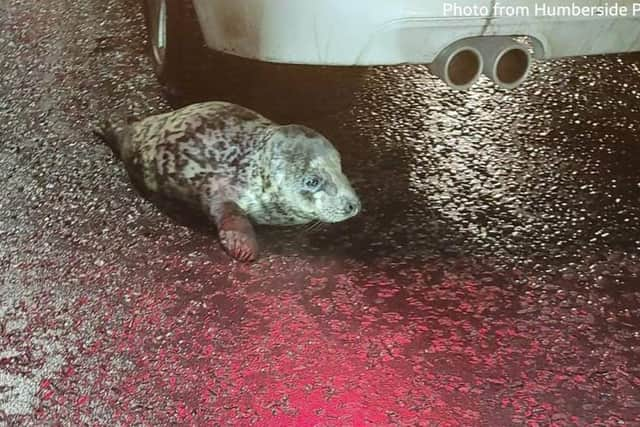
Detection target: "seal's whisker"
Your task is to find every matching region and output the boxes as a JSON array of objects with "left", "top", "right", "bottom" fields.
[
  {"left": 303, "top": 220, "right": 320, "bottom": 233},
  {"left": 305, "top": 221, "right": 326, "bottom": 233}
]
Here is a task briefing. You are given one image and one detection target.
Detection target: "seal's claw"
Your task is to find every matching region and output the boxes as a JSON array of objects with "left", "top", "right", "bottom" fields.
[
  {"left": 219, "top": 230, "right": 258, "bottom": 262},
  {"left": 217, "top": 201, "right": 258, "bottom": 262}
]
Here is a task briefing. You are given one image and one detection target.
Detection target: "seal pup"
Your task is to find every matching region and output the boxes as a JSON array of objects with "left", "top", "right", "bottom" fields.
[{"left": 94, "top": 101, "right": 361, "bottom": 261}]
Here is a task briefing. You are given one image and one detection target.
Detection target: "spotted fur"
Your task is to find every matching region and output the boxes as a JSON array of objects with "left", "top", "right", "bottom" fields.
[{"left": 96, "top": 101, "right": 360, "bottom": 261}]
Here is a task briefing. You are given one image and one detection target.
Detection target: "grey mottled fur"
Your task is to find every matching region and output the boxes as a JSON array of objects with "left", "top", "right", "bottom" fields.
[{"left": 98, "top": 101, "right": 360, "bottom": 227}]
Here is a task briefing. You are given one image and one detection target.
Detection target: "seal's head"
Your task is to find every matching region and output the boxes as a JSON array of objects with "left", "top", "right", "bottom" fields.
[{"left": 264, "top": 124, "right": 361, "bottom": 225}]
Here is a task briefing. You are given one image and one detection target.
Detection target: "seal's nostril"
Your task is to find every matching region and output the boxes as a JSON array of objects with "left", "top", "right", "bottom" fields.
[{"left": 345, "top": 199, "right": 360, "bottom": 215}]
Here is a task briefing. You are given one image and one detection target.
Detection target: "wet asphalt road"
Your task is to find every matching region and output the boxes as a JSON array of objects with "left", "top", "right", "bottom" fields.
[{"left": 1, "top": 0, "right": 640, "bottom": 425}]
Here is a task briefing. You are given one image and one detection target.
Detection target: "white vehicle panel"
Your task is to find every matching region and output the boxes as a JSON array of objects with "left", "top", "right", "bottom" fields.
[{"left": 192, "top": 0, "right": 640, "bottom": 65}]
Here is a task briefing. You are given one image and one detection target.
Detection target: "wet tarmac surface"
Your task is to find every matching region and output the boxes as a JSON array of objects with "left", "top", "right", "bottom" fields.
[{"left": 1, "top": 0, "right": 640, "bottom": 425}]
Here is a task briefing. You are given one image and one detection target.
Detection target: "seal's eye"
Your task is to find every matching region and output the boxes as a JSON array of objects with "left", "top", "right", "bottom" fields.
[{"left": 303, "top": 175, "right": 322, "bottom": 191}]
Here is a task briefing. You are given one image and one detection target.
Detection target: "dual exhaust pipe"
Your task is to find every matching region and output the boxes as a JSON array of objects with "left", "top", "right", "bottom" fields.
[{"left": 429, "top": 36, "right": 532, "bottom": 90}]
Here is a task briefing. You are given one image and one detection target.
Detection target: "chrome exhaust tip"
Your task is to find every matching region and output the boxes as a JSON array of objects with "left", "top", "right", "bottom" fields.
[
  {"left": 469, "top": 36, "right": 532, "bottom": 89},
  {"left": 428, "top": 41, "right": 483, "bottom": 91}
]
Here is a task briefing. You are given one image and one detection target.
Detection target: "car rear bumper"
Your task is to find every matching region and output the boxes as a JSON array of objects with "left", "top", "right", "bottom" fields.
[{"left": 192, "top": 0, "right": 640, "bottom": 65}]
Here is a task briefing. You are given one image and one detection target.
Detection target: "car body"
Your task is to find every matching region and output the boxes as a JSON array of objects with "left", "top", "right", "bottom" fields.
[
  {"left": 144, "top": 0, "right": 640, "bottom": 91},
  {"left": 191, "top": 0, "right": 640, "bottom": 65}
]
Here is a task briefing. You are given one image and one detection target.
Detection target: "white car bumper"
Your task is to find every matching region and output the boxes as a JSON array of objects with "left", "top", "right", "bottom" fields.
[{"left": 192, "top": 0, "right": 640, "bottom": 66}]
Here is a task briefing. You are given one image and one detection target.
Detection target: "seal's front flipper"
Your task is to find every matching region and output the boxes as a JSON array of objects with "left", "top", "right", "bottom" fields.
[{"left": 216, "top": 201, "right": 258, "bottom": 262}]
